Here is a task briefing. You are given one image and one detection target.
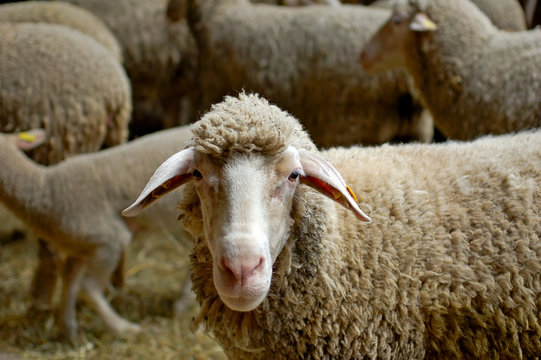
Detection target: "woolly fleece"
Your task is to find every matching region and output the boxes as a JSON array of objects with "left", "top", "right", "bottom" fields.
[
  {"left": 59, "top": 0, "right": 198, "bottom": 135},
  {"left": 0, "top": 22, "right": 131, "bottom": 165},
  {"left": 372, "top": 0, "right": 541, "bottom": 140},
  {"left": 184, "top": 0, "right": 432, "bottom": 147},
  {"left": 0, "top": 1, "right": 122, "bottom": 61},
  {"left": 177, "top": 93, "right": 541, "bottom": 359}
]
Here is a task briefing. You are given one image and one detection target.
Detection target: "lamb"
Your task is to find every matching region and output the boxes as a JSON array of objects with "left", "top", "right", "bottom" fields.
[
  {"left": 0, "top": 1, "right": 122, "bottom": 61},
  {"left": 360, "top": 0, "right": 541, "bottom": 140},
  {"left": 53, "top": 0, "right": 198, "bottom": 136},
  {"left": 171, "top": 0, "right": 433, "bottom": 147},
  {"left": 0, "top": 22, "right": 131, "bottom": 164},
  {"left": 0, "top": 22, "right": 132, "bottom": 300},
  {"left": 0, "top": 125, "right": 192, "bottom": 344},
  {"left": 124, "top": 93, "right": 541, "bottom": 359}
]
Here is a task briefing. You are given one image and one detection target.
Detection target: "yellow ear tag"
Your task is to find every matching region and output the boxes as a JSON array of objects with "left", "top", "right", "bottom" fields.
[
  {"left": 18, "top": 132, "right": 36, "bottom": 142},
  {"left": 346, "top": 185, "right": 358, "bottom": 202}
]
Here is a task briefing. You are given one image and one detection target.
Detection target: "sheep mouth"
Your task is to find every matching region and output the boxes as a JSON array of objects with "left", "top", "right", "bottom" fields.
[
  {"left": 214, "top": 270, "right": 271, "bottom": 312},
  {"left": 218, "top": 291, "right": 268, "bottom": 312}
]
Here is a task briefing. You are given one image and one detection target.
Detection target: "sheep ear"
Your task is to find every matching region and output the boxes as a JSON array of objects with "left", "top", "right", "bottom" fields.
[
  {"left": 122, "top": 147, "right": 195, "bottom": 217},
  {"left": 409, "top": 12, "right": 437, "bottom": 32},
  {"left": 15, "top": 129, "right": 47, "bottom": 151},
  {"left": 298, "top": 149, "right": 371, "bottom": 223}
]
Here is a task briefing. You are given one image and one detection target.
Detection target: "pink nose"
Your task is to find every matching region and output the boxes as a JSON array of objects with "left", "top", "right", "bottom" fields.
[{"left": 220, "top": 255, "right": 265, "bottom": 283}]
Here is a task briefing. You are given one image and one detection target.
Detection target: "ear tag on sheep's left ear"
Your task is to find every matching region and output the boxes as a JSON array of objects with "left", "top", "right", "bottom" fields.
[
  {"left": 15, "top": 129, "right": 47, "bottom": 151},
  {"left": 298, "top": 149, "right": 371, "bottom": 223},
  {"left": 410, "top": 13, "right": 437, "bottom": 32},
  {"left": 18, "top": 132, "right": 36, "bottom": 142}
]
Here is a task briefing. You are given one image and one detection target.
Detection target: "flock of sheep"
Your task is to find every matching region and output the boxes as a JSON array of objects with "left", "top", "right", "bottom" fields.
[{"left": 0, "top": 0, "right": 540, "bottom": 359}]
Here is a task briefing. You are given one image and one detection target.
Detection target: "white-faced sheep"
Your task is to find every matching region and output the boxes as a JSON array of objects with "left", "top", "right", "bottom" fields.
[
  {"left": 0, "top": 125, "right": 192, "bottom": 343},
  {"left": 0, "top": 1, "right": 122, "bottom": 61},
  {"left": 125, "top": 93, "right": 541, "bottom": 359},
  {"left": 360, "top": 0, "right": 541, "bottom": 140},
  {"left": 50, "top": 0, "right": 198, "bottom": 136},
  {"left": 170, "top": 0, "right": 433, "bottom": 147}
]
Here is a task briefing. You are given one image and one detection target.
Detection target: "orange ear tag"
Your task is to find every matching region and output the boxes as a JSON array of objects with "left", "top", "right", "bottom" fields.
[
  {"left": 18, "top": 132, "right": 36, "bottom": 143},
  {"left": 346, "top": 185, "right": 358, "bottom": 202}
]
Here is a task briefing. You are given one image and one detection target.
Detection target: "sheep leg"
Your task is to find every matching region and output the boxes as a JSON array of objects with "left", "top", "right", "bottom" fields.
[
  {"left": 30, "top": 239, "right": 59, "bottom": 311},
  {"left": 80, "top": 242, "right": 141, "bottom": 337},
  {"left": 57, "top": 256, "right": 85, "bottom": 345}
]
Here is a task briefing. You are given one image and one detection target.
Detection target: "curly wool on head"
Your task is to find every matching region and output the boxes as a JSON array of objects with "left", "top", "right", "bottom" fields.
[{"left": 189, "top": 93, "right": 316, "bottom": 159}]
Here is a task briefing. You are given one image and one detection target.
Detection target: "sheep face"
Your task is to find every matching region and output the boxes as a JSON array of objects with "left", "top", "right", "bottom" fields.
[
  {"left": 124, "top": 139, "right": 370, "bottom": 313},
  {"left": 360, "top": 2, "right": 437, "bottom": 73},
  {"left": 191, "top": 148, "right": 303, "bottom": 311}
]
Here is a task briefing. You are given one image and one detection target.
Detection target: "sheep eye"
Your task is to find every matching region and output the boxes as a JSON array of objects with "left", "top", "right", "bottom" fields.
[
  {"left": 288, "top": 171, "right": 300, "bottom": 181},
  {"left": 192, "top": 169, "right": 203, "bottom": 180}
]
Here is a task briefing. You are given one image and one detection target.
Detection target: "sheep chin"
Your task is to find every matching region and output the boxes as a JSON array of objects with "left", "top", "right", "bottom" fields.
[{"left": 213, "top": 268, "right": 272, "bottom": 312}]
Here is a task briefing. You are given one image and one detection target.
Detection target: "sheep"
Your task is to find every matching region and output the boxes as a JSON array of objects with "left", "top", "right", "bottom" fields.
[
  {"left": 124, "top": 92, "right": 541, "bottom": 359},
  {"left": 369, "top": 0, "right": 527, "bottom": 31},
  {"left": 0, "top": 1, "right": 122, "bottom": 61},
  {"left": 0, "top": 21, "right": 132, "bottom": 305},
  {"left": 0, "top": 22, "right": 131, "bottom": 164},
  {"left": 171, "top": 0, "right": 433, "bottom": 148},
  {"left": 0, "top": 125, "right": 193, "bottom": 344},
  {"left": 251, "top": 0, "right": 341, "bottom": 6},
  {"left": 468, "top": 0, "right": 527, "bottom": 30},
  {"left": 51, "top": 0, "right": 198, "bottom": 136},
  {"left": 360, "top": 0, "right": 541, "bottom": 141}
]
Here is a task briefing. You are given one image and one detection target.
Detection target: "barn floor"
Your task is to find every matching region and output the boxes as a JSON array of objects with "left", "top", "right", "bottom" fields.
[{"left": 0, "top": 221, "right": 227, "bottom": 360}]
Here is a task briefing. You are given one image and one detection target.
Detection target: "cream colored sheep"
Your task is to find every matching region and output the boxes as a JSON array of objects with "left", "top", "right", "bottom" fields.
[
  {"left": 53, "top": 0, "right": 198, "bottom": 136},
  {"left": 125, "top": 93, "right": 541, "bottom": 359},
  {"left": 0, "top": 1, "right": 122, "bottom": 61},
  {"left": 169, "top": 0, "right": 433, "bottom": 147},
  {"left": 0, "top": 22, "right": 131, "bottom": 164},
  {"left": 0, "top": 126, "right": 192, "bottom": 344},
  {"left": 360, "top": 0, "right": 541, "bottom": 140}
]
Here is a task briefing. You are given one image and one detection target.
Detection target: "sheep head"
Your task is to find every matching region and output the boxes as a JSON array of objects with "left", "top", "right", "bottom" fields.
[
  {"left": 123, "top": 93, "right": 370, "bottom": 312},
  {"left": 360, "top": 0, "right": 437, "bottom": 73}
]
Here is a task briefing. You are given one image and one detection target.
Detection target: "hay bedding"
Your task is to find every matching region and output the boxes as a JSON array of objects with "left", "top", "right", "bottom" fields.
[{"left": 0, "top": 221, "right": 226, "bottom": 360}]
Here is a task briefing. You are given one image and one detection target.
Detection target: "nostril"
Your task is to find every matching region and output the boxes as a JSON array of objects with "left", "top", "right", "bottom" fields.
[
  {"left": 220, "top": 256, "right": 240, "bottom": 280},
  {"left": 254, "top": 256, "right": 264, "bottom": 272},
  {"left": 219, "top": 255, "right": 265, "bottom": 283}
]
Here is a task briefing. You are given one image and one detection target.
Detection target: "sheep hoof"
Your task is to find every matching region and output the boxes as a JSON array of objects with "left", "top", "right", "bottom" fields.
[
  {"left": 114, "top": 320, "right": 142, "bottom": 338},
  {"left": 60, "top": 325, "right": 82, "bottom": 347}
]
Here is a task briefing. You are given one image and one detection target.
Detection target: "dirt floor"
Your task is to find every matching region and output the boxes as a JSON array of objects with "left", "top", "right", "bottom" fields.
[{"left": 0, "top": 220, "right": 227, "bottom": 360}]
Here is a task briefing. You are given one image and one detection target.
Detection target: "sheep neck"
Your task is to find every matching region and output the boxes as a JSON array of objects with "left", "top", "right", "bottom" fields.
[
  {"left": 0, "top": 140, "right": 50, "bottom": 224},
  {"left": 403, "top": 0, "right": 495, "bottom": 138}
]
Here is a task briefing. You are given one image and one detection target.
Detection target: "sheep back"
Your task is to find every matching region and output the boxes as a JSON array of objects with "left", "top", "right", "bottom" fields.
[
  {"left": 470, "top": 0, "right": 527, "bottom": 31},
  {"left": 0, "top": 1, "right": 123, "bottom": 61},
  {"left": 57, "top": 0, "right": 198, "bottom": 135},
  {"left": 188, "top": 0, "right": 431, "bottom": 147},
  {"left": 0, "top": 22, "right": 132, "bottom": 165}
]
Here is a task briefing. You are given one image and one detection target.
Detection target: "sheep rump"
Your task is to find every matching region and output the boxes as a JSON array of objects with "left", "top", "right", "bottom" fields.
[
  {"left": 0, "top": 1, "right": 122, "bottom": 61},
  {"left": 126, "top": 93, "right": 541, "bottom": 359},
  {"left": 0, "top": 22, "right": 131, "bottom": 165}
]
